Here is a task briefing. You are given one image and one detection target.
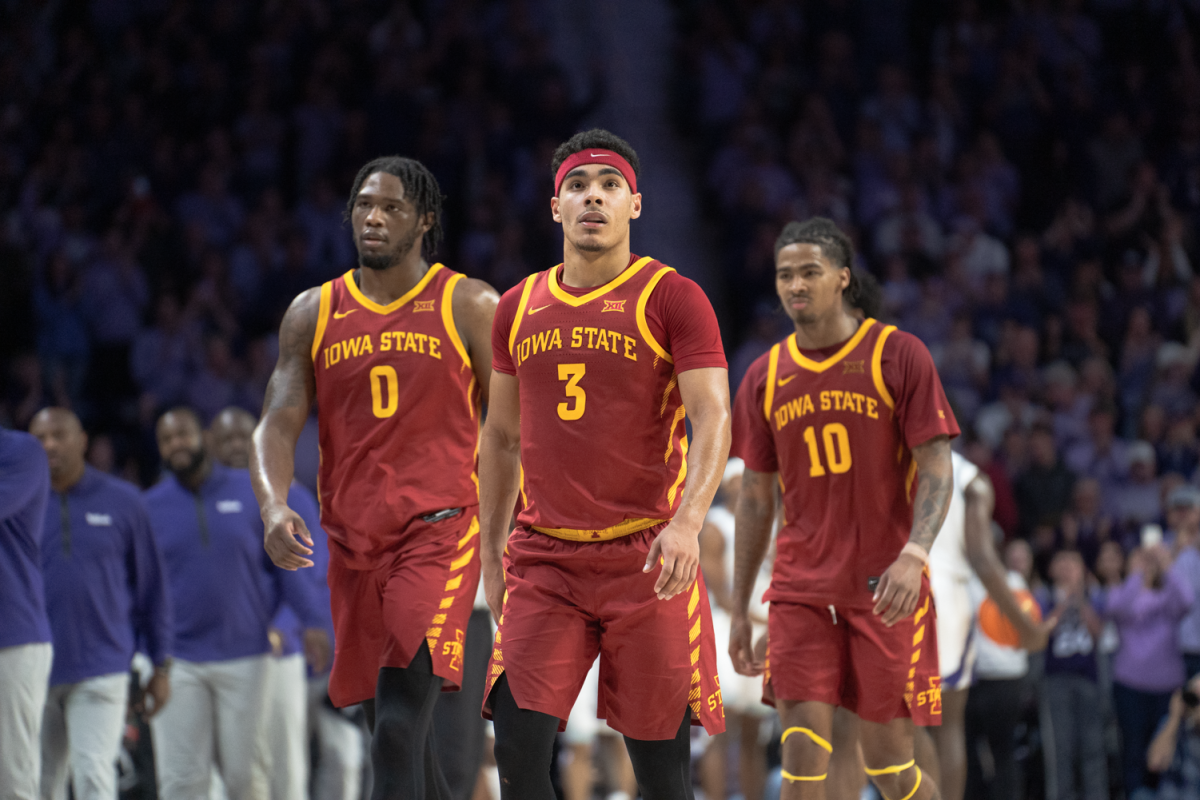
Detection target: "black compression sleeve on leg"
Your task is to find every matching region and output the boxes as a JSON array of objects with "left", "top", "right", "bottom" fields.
[
  {"left": 370, "top": 642, "right": 447, "bottom": 800},
  {"left": 488, "top": 674, "right": 560, "bottom": 800},
  {"left": 624, "top": 708, "right": 696, "bottom": 800}
]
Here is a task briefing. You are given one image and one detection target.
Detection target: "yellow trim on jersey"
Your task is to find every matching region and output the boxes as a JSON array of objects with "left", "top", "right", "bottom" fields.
[
  {"left": 507, "top": 274, "right": 538, "bottom": 355},
  {"left": 533, "top": 516, "right": 665, "bottom": 542},
  {"left": 872, "top": 325, "right": 898, "bottom": 410},
  {"left": 786, "top": 319, "right": 877, "bottom": 373},
  {"left": 763, "top": 342, "right": 781, "bottom": 420},
  {"left": 635, "top": 266, "right": 677, "bottom": 364},
  {"left": 667, "top": 434, "right": 689, "bottom": 507},
  {"left": 546, "top": 256, "right": 654, "bottom": 307},
  {"left": 342, "top": 263, "right": 444, "bottom": 315},
  {"left": 440, "top": 273, "right": 472, "bottom": 370},
  {"left": 311, "top": 282, "right": 333, "bottom": 361}
]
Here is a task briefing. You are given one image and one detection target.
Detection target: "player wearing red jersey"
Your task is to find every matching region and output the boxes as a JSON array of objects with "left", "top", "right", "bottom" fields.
[
  {"left": 250, "top": 156, "right": 499, "bottom": 800},
  {"left": 477, "top": 129, "right": 731, "bottom": 800},
  {"left": 729, "top": 218, "right": 957, "bottom": 800}
]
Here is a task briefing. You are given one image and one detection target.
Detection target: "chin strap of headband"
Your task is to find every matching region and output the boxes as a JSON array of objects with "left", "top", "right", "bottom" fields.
[
  {"left": 779, "top": 726, "right": 833, "bottom": 782},
  {"left": 865, "top": 760, "right": 922, "bottom": 800}
]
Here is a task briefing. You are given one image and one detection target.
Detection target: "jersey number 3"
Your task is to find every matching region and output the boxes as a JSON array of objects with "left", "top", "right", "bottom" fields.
[
  {"left": 557, "top": 363, "right": 586, "bottom": 420},
  {"left": 802, "top": 423, "right": 852, "bottom": 476}
]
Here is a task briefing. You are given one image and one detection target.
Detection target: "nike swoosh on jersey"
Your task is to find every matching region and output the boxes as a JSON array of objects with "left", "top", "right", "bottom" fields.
[
  {"left": 333, "top": 309, "right": 358, "bottom": 319},
  {"left": 777, "top": 374, "right": 796, "bottom": 386},
  {"left": 527, "top": 304, "right": 552, "bottom": 315}
]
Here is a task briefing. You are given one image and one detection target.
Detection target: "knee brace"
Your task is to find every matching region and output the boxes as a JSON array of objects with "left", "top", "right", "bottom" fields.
[
  {"left": 864, "top": 759, "right": 922, "bottom": 800},
  {"left": 779, "top": 726, "right": 833, "bottom": 783}
]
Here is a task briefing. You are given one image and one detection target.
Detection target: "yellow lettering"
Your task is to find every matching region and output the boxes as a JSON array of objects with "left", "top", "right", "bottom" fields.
[
  {"left": 624, "top": 335, "right": 637, "bottom": 361},
  {"left": 585, "top": 327, "right": 598, "bottom": 348},
  {"left": 596, "top": 329, "right": 608, "bottom": 351},
  {"left": 517, "top": 339, "right": 530, "bottom": 364},
  {"left": 415, "top": 333, "right": 427, "bottom": 353},
  {"left": 551, "top": 328, "right": 563, "bottom": 349},
  {"left": 853, "top": 393, "right": 865, "bottom": 414},
  {"left": 571, "top": 327, "right": 583, "bottom": 348},
  {"left": 532, "top": 330, "right": 553, "bottom": 355},
  {"left": 380, "top": 333, "right": 392, "bottom": 352},
  {"left": 401, "top": 332, "right": 415, "bottom": 352},
  {"left": 803, "top": 394, "right": 815, "bottom": 415},
  {"left": 328, "top": 343, "right": 341, "bottom": 366},
  {"left": 345, "top": 338, "right": 360, "bottom": 358},
  {"left": 429, "top": 337, "right": 441, "bottom": 359},
  {"left": 820, "top": 391, "right": 831, "bottom": 411},
  {"left": 361, "top": 335, "right": 373, "bottom": 354},
  {"left": 867, "top": 398, "right": 878, "bottom": 419}
]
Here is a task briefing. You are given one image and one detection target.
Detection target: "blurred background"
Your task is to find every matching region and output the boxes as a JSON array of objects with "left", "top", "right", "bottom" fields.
[{"left": 5, "top": 0, "right": 1200, "bottom": 798}]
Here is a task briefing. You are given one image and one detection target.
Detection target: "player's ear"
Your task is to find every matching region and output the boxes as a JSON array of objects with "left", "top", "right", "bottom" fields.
[
  {"left": 419, "top": 211, "right": 434, "bottom": 235},
  {"left": 550, "top": 196, "right": 562, "bottom": 223},
  {"left": 629, "top": 192, "right": 642, "bottom": 220},
  {"left": 838, "top": 265, "right": 851, "bottom": 291}
]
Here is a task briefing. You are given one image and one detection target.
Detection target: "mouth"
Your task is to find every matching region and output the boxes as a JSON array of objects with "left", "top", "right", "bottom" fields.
[
  {"left": 578, "top": 212, "right": 607, "bottom": 229},
  {"left": 788, "top": 296, "right": 811, "bottom": 310},
  {"left": 360, "top": 232, "right": 387, "bottom": 246}
]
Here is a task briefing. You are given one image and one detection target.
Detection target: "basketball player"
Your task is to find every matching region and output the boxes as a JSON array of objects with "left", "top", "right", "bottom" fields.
[
  {"left": 730, "top": 217, "right": 958, "bottom": 800},
  {"left": 478, "top": 128, "right": 731, "bottom": 800},
  {"left": 913, "top": 450, "right": 1048, "bottom": 800},
  {"left": 250, "top": 156, "right": 499, "bottom": 799}
]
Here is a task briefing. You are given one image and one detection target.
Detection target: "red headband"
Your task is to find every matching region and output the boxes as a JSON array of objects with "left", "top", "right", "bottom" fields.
[{"left": 554, "top": 149, "right": 638, "bottom": 196}]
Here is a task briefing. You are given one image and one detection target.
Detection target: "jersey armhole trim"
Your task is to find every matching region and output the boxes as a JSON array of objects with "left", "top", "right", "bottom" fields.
[
  {"left": 507, "top": 274, "right": 538, "bottom": 356},
  {"left": 635, "top": 266, "right": 677, "bottom": 364},
  {"left": 871, "top": 325, "right": 898, "bottom": 411},
  {"left": 763, "top": 343, "right": 781, "bottom": 421},
  {"left": 441, "top": 273, "right": 471, "bottom": 370},
  {"left": 311, "top": 282, "right": 333, "bottom": 361}
]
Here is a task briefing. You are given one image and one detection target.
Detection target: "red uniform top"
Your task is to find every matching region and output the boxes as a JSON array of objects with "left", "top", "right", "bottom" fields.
[
  {"left": 492, "top": 255, "right": 726, "bottom": 538},
  {"left": 313, "top": 264, "right": 481, "bottom": 567},
  {"left": 732, "top": 320, "right": 958, "bottom": 609}
]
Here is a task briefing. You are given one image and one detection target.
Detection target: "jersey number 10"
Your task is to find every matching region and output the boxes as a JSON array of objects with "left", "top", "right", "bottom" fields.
[{"left": 802, "top": 423, "right": 852, "bottom": 476}]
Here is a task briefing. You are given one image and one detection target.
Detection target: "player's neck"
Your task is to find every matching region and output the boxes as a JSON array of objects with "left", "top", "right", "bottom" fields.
[
  {"left": 561, "top": 240, "right": 632, "bottom": 288},
  {"left": 792, "top": 309, "right": 861, "bottom": 350},
  {"left": 51, "top": 461, "right": 85, "bottom": 494},
  {"left": 355, "top": 255, "right": 430, "bottom": 305}
]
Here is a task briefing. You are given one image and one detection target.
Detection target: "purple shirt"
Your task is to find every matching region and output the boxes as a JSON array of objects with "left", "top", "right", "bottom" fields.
[{"left": 1107, "top": 570, "right": 1194, "bottom": 693}]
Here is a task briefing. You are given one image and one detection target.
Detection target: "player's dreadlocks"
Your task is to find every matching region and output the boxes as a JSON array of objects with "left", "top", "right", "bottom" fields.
[
  {"left": 345, "top": 156, "right": 445, "bottom": 257},
  {"left": 775, "top": 217, "right": 862, "bottom": 308},
  {"left": 551, "top": 129, "right": 642, "bottom": 182}
]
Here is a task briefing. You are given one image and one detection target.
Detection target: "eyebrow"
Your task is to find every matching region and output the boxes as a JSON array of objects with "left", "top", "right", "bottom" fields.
[{"left": 564, "top": 166, "right": 624, "bottom": 181}]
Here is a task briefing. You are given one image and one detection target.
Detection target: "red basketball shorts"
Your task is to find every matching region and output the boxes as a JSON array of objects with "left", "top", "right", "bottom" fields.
[
  {"left": 764, "top": 576, "right": 942, "bottom": 726},
  {"left": 482, "top": 525, "right": 726, "bottom": 740},
  {"left": 326, "top": 508, "right": 481, "bottom": 708}
]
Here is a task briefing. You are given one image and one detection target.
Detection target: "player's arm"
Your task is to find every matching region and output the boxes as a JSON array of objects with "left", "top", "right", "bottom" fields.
[
  {"left": 478, "top": 370, "right": 521, "bottom": 623},
  {"left": 962, "top": 472, "right": 1049, "bottom": 652},
  {"left": 645, "top": 367, "right": 732, "bottom": 601},
  {"left": 730, "top": 467, "right": 775, "bottom": 676},
  {"left": 873, "top": 434, "right": 953, "bottom": 626},
  {"left": 251, "top": 288, "right": 320, "bottom": 570},
  {"left": 452, "top": 277, "right": 500, "bottom": 407}
]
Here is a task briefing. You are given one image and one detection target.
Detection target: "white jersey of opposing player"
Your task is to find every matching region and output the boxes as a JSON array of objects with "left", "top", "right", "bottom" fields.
[
  {"left": 929, "top": 451, "right": 980, "bottom": 582},
  {"left": 707, "top": 504, "right": 771, "bottom": 620}
]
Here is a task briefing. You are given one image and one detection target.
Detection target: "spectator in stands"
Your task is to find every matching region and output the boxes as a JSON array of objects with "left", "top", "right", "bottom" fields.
[
  {"left": 1065, "top": 399, "right": 1128, "bottom": 495},
  {"left": 1039, "top": 549, "right": 1108, "bottom": 800},
  {"left": 1107, "top": 543, "right": 1194, "bottom": 796},
  {"left": 1171, "top": 486, "right": 1200, "bottom": 681},
  {"left": 1014, "top": 422, "right": 1075, "bottom": 535},
  {"left": 1111, "top": 441, "right": 1162, "bottom": 532}
]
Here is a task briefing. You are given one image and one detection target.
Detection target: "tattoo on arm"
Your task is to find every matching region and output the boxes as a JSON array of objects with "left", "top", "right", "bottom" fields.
[{"left": 909, "top": 435, "right": 953, "bottom": 553}]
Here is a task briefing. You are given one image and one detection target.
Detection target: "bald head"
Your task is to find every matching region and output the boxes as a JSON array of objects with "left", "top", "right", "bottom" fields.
[
  {"left": 210, "top": 407, "right": 257, "bottom": 469},
  {"left": 30, "top": 407, "right": 87, "bottom": 490}
]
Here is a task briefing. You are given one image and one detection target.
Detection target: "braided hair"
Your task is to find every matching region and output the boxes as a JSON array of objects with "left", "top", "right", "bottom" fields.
[
  {"left": 774, "top": 217, "right": 861, "bottom": 307},
  {"left": 345, "top": 156, "right": 445, "bottom": 257}
]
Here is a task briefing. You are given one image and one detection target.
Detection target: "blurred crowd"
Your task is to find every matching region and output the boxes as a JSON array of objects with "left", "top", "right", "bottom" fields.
[{"left": 0, "top": 0, "right": 596, "bottom": 483}]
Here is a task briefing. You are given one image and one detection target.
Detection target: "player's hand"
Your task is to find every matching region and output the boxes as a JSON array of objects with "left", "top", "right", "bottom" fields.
[
  {"left": 1018, "top": 618, "right": 1052, "bottom": 653},
  {"left": 644, "top": 522, "right": 699, "bottom": 600},
  {"left": 482, "top": 549, "right": 506, "bottom": 624},
  {"left": 873, "top": 552, "right": 924, "bottom": 626},
  {"left": 729, "top": 612, "right": 764, "bottom": 676},
  {"left": 303, "top": 628, "right": 332, "bottom": 674},
  {"left": 262, "top": 503, "right": 314, "bottom": 570},
  {"left": 135, "top": 669, "right": 171, "bottom": 719}
]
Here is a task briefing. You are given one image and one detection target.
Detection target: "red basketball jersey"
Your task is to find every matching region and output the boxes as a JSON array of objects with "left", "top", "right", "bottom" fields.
[
  {"left": 313, "top": 265, "right": 481, "bottom": 567},
  {"left": 492, "top": 256, "right": 726, "bottom": 538},
  {"left": 732, "top": 320, "right": 959, "bottom": 609}
]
